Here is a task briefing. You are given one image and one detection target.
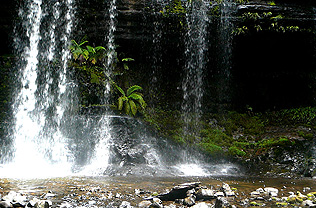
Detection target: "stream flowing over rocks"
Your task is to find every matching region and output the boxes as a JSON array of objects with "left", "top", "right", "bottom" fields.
[{"left": 0, "top": 177, "right": 315, "bottom": 208}]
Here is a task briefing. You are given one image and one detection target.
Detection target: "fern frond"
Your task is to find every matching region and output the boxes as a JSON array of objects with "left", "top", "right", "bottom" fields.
[{"left": 127, "top": 85, "right": 142, "bottom": 96}]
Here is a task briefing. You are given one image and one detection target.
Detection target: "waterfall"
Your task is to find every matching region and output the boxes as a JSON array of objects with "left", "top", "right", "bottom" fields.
[
  {"left": 0, "top": 0, "right": 76, "bottom": 178},
  {"left": 148, "top": 0, "right": 163, "bottom": 107},
  {"left": 81, "top": 0, "right": 117, "bottom": 175},
  {"left": 181, "top": 0, "right": 209, "bottom": 138},
  {"left": 216, "top": 0, "right": 235, "bottom": 107}
]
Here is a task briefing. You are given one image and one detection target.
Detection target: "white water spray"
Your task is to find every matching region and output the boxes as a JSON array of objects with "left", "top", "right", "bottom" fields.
[{"left": 0, "top": 0, "right": 76, "bottom": 178}]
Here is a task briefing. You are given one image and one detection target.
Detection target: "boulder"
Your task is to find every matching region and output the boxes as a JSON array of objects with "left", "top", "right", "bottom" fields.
[
  {"left": 158, "top": 182, "right": 200, "bottom": 201},
  {"left": 138, "top": 201, "right": 152, "bottom": 208},
  {"left": 196, "top": 189, "right": 216, "bottom": 200},
  {"left": 0, "top": 201, "right": 12, "bottom": 208},
  {"left": 215, "top": 197, "right": 230, "bottom": 208}
]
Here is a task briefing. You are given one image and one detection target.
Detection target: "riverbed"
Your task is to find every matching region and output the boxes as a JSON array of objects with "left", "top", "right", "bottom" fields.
[{"left": 0, "top": 176, "right": 315, "bottom": 207}]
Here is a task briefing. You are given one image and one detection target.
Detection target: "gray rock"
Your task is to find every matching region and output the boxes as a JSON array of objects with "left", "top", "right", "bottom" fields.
[
  {"left": 184, "top": 196, "right": 196, "bottom": 206},
  {"left": 302, "top": 200, "right": 316, "bottom": 207},
  {"left": 264, "top": 187, "right": 278, "bottom": 195},
  {"left": 215, "top": 192, "right": 225, "bottom": 197},
  {"left": 164, "top": 204, "right": 177, "bottom": 208},
  {"left": 158, "top": 182, "right": 200, "bottom": 201},
  {"left": 196, "top": 189, "right": 216, "bottom": 200},
  {"left": 37, "top": 200, "right": 51, "bottom": 208},
  {"left": 138, "top": 201, "right": 152, "bottom": 208},
  {"left": 59, "top": 202, "right": 73, "bottom": 208},
  {"left": 0, "top": 201, "right": 13, "bottom": 208},
  {"left": 191, "top": 202, "right": 212, "bottom": 208},
  {"left": 120, "top": 201, "right": 133, "bottom": 208},
  {"left": 215, "top": 197, "right": 230, "bottom": 208}
]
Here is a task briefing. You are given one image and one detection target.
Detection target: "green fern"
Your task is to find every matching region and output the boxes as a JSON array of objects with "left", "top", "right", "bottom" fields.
[{"left": 114, "top": 84, "right": 146, "bottom": 116}]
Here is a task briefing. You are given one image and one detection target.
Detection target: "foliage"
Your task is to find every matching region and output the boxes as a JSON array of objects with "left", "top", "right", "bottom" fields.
[
  {"left": 268, "top": 1, "right": 276, "bottom": 6},
  {"left": 144, "top": 108, "right": 183, "bottom": 141},
  {"left": 198, "top": 143, "right": 224, "bottom": 156},
  {"left": 233, "top": 12, "right": 302, "bottom": 35},
  {"left": 113, "top": 83, "right": 146, "bottom": 116},
  {"left": 160, "top": 0, "right": 186, "bottom": 18},
  {"left": 228, "top": 146, "right": 246, "bottom": 157},
  {"left": 70, "top": 39, "right": 106, "bottom": 66},
  {"left": 265, "top": 107, "right": 316, "bottom": 126},
  {"left": 69, "top": 38, "right": 146, "bottom": 114},
  {"left": 200, "top": 128, "right": 233, "bottom": 147}
]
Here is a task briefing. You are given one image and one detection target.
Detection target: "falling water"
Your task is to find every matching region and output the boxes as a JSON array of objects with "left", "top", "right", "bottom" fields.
[
  {"left": 181, "top": 0, "right": 209, "bottom": 137},
  {"left": 0, "top": 0, "right": 76, "bottom": 178},
  {"left": 148, "top": 0, "right": 163, "bottom": 107},
  {"left": 81, "top": 0, "right": 117, "bottom": 175},
  {"left": 216, "top": 0, "right": 235, "bottom": 105}
]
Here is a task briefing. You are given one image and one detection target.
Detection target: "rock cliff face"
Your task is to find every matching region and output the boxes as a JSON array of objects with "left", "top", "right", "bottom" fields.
[{"left": 1, "top": 0, "right": 316, "bottom": 111}]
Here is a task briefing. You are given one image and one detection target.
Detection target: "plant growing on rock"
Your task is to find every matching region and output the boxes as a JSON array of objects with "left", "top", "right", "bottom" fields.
[{"left": 113, "top": 83, "right": 146, "bottom": 116}]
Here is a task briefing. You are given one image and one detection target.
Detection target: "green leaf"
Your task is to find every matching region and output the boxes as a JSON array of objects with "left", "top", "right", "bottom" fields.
[
  {"left": 118, "top": 97, "right": 124, "bottom": 110},
  {"left": 78, "top": 40, "right": 88, "bottom": 46},
  {"left": 86, "top": 45, "right": 96, "bottom": 54},
  {"left": 128, "top": 93, "right": 143, "bottom": 100},
  {"left": 83, "top": 49, "right": 89, "bottom": 60},
  {"left": 115, "top": 84, "right": 126, "bottom": 97},
  {"left": 90, "top": 72, "right": 100, "bottom": 84},
  {"left": 125, "top": 101, "right": 131, "bottom": 115},
  {"left": 127, "top": 85, "right": 142, "bottom": 96},
  {"left": 95, "top": 46, "right": 106, "bottom": 51},
  {"left": 122, "top": 58, "right": 135, "bottom": 62},
  {"left": 129, "top": 100, "right": 137, "bottom": 116}
]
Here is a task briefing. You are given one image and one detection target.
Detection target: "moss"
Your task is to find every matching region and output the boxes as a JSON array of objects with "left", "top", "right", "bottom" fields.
[
  {"left": 200, "top": 128, "right": 233, "bottom": 147},
  {"left": 228, "top": 146, "right": 246, "bottom": 157},
  {"left": 198, "top": 143, "right": 224, "bottom": 156},
  {"left": 275, "top": 202, "right": 288, "bottom": 207},
  {"left": 217, "top": 111, "right": 265, "bottom": 136},
  {"left": 257, "top": 137, "right": 294, "bottom": 149},
  {"left": 297, "top": 130, "right": 314, "bottom": 140}
]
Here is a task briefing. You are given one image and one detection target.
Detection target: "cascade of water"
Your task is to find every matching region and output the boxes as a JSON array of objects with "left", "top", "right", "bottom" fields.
[
  {"left": 0, "top": 0, "right": 76, "bottom": 178},
  {"left": 181, "top": 0, "right": 209, "bottom": 137},
  {"left": 81, "top": 0, "right": 117, "bottom": 175},
  {"left": 148, "top": 0, "right": 163, "bottom": 107},
  {"left": 217, "top": 0, "right": 235, "bottom": 107}
]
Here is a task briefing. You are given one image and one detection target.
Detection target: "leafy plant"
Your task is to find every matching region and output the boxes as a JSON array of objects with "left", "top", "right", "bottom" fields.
[
  {"left": 70, "top": 39, "right": 106, "bottom": 66},
  {"left": 268, "top": 1, "right": 276, "bottom": 6},
  {"left": 114, "top": 83, "right": 147, "bottom": 116}
]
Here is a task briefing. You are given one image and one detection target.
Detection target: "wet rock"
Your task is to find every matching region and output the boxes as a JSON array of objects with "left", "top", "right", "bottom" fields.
[
  {"left": 138, "top": 201, "right": 152, "bottom": 208},
  {"left": 120, "top": 201, "right": 133, "bottom": 208},
  {"left": 184, "top": 195, "right": 196, "bottom": 206},
  {"left": 44, "top": 193, "right": 55, "bottom": 199},
  {"left": 59, "top": 202, "right": 73, "bottom": 208},
  {"left": 164, "top": 204, "right": 177, "bottom": 208},
  {"left": 215, "top": 192, "right": 225, "bottom": 197},
  {"left": 0, "top": 201, "right": 12, "bottom": 208},
  {"left": 37, "top": 200, "right": 51, "bottom": 208},
  {"left": 215, "top": 197, "right": 230, "bottom": 208},
  {"left": 250, "top": 191, "right": 261, "bottom": 197},
  {"left": 191, "top": 202, "right": 212, "bottom": 208},
  {"left": 264, "top": 187, "right": 278, "bottom": 196},
  {"left": 196, "top": 189, "right": 216, "bottom": 200},
  {"left": 158, "top": 182, "right": 200, "bottom": 201},
  {"left": 302, "top": 200, "right": 316, "bottom": 207}
]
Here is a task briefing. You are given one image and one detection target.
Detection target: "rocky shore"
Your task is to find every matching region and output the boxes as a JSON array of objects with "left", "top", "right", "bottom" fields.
[{"left": 0, "top": 179, "right": 315, "bottom": 208}]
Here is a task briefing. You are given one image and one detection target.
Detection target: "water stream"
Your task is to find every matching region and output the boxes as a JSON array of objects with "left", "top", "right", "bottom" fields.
[
  {"left": 181, "top": 0, "right": 209, "bottom": 138},
  {"left": 0, "top": 0, "right": 76, "bottom": 178}
]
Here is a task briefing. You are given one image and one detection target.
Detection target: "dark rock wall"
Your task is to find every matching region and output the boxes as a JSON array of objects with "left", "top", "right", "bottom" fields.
[{"left": 1, "top": 0, "right": 316, "bottom": 112}]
